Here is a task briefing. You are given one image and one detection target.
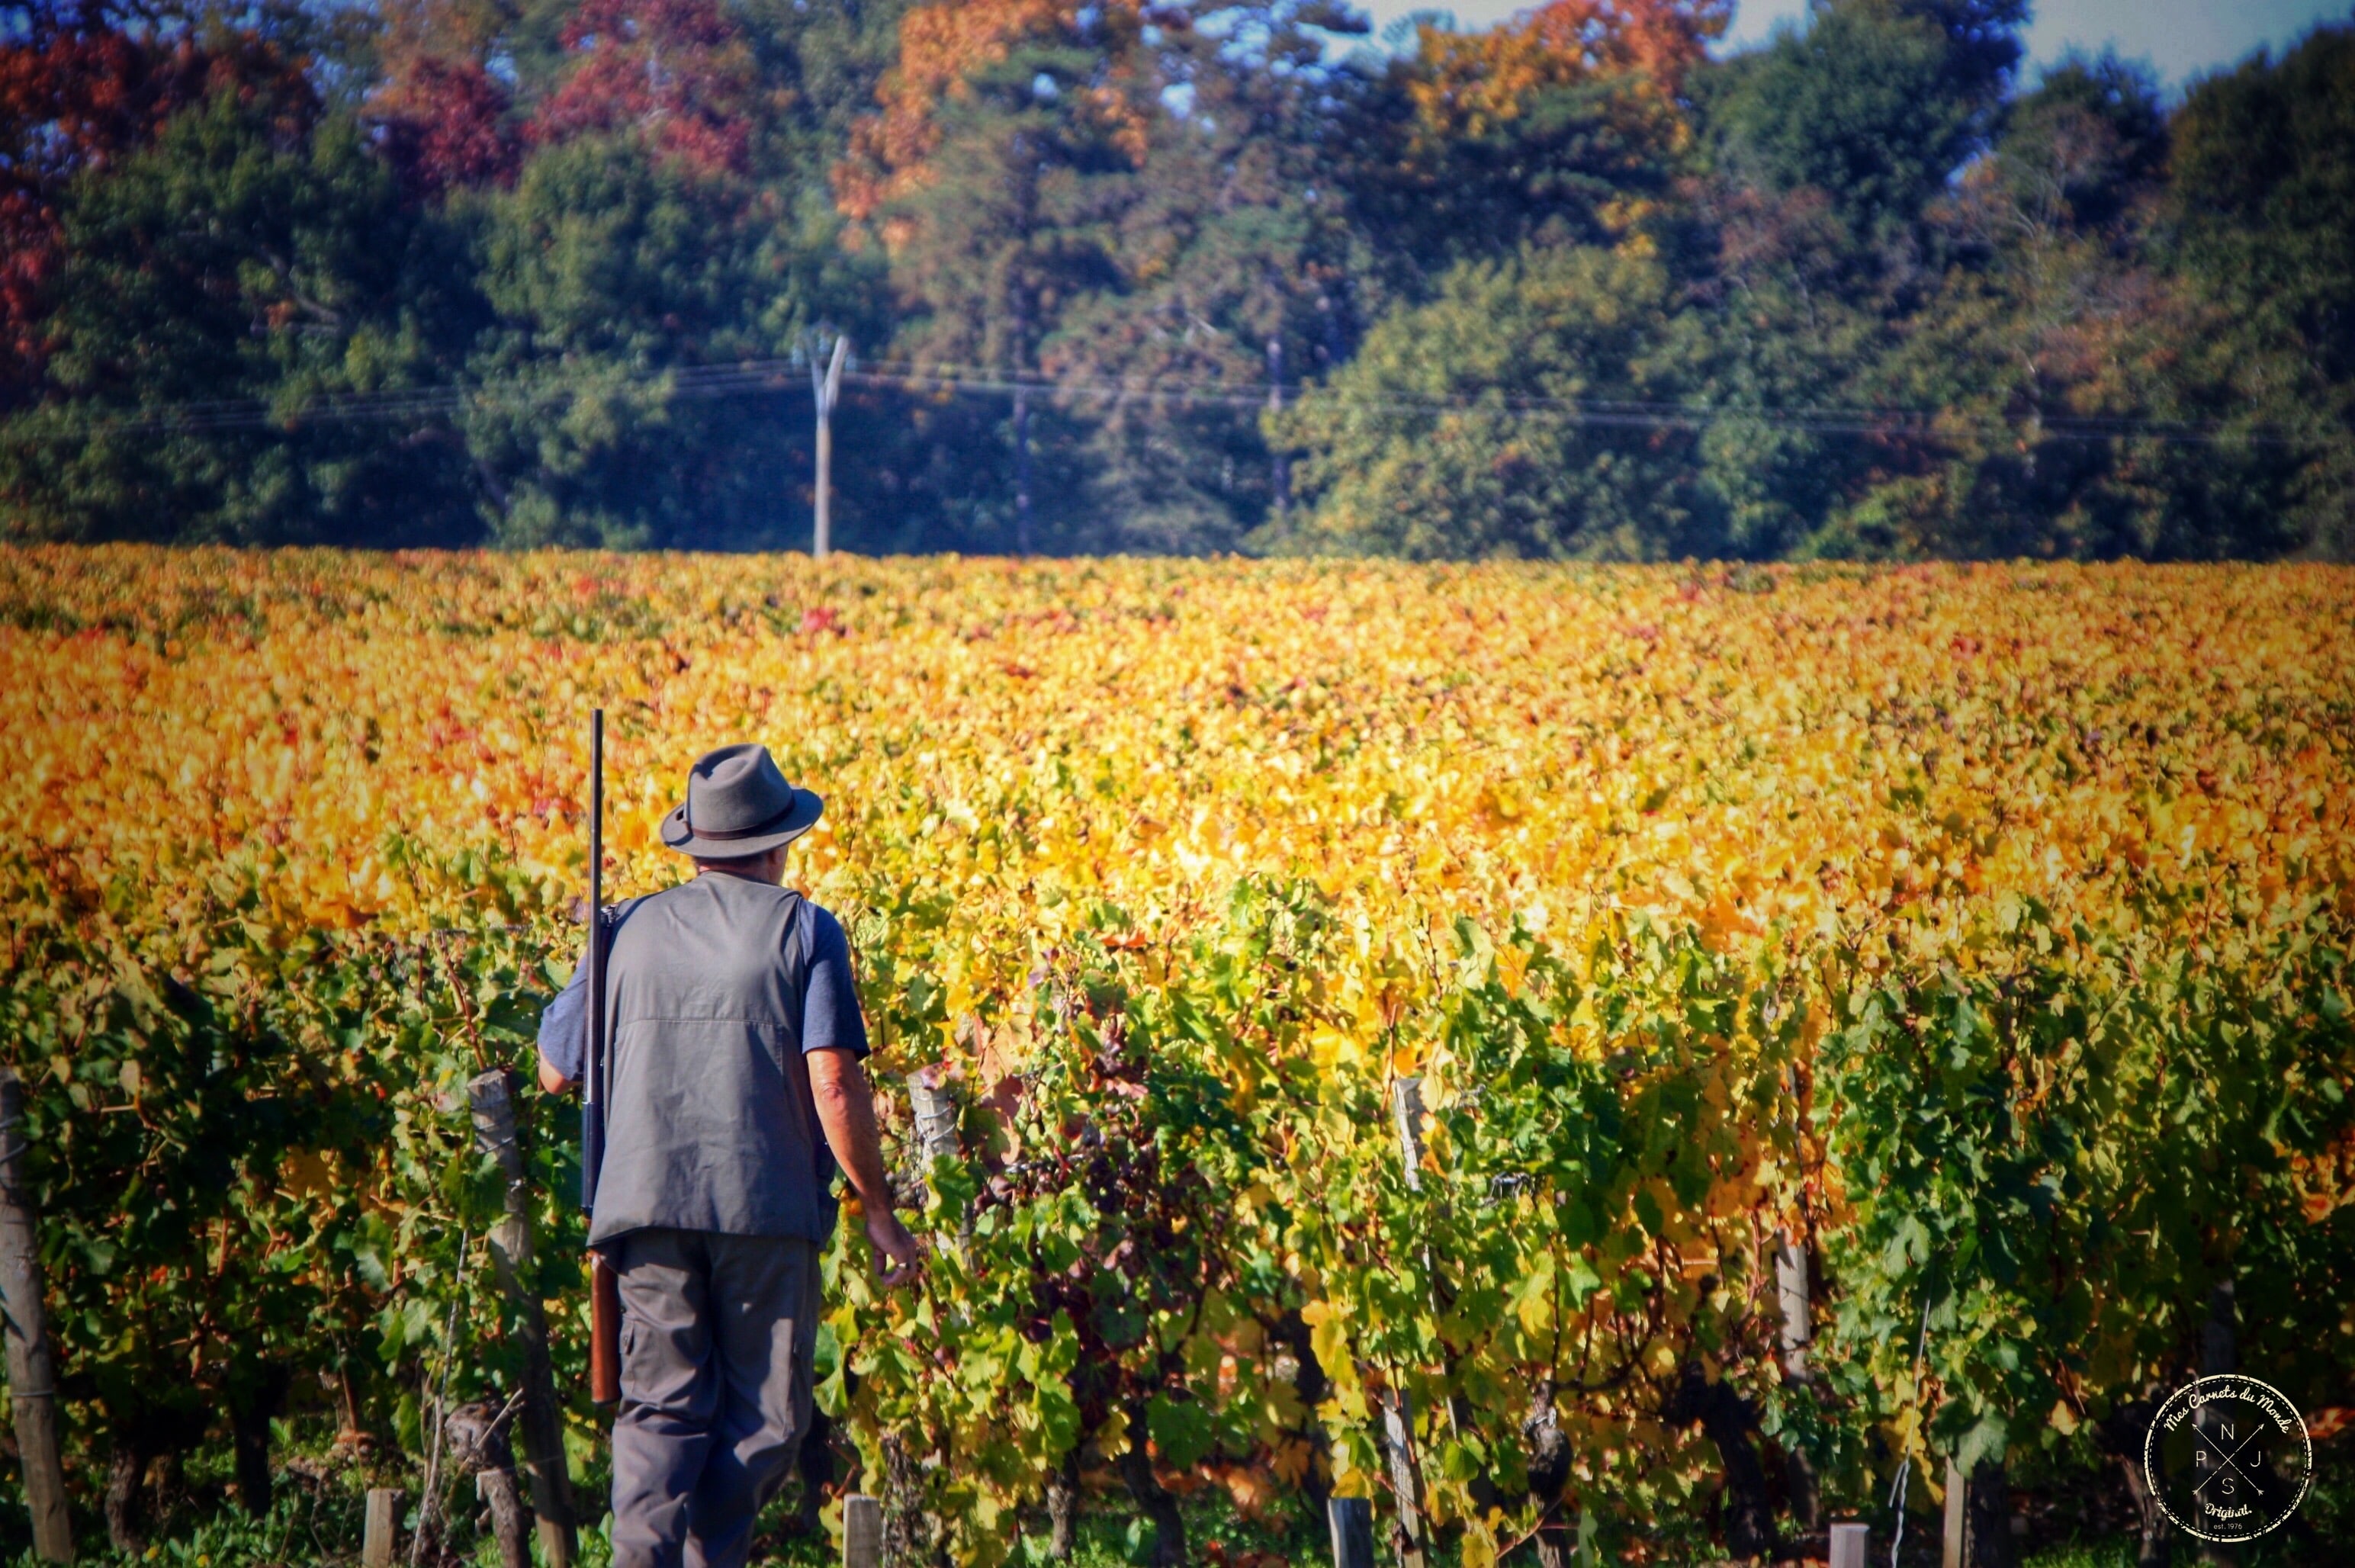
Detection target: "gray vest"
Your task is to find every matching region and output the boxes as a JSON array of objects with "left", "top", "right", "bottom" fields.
[{"left": 586, "top": 876, "right": 837, "bottom": 1246}]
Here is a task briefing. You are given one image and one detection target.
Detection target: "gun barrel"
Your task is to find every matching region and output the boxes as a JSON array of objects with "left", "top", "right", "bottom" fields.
[
  {"left": 586, "top": 709, "right": 621, "bottom": 1406},
  {"left": 585, "top": 708, "right": 604, "bottom": 1203}
]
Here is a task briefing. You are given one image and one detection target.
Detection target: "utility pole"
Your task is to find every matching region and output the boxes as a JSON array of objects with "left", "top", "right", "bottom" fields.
[
  {"left": 1267, "top": 335, "right": 1290, "bottom": 518},
  {"left": 1012, "top": 380, "right": 1034, "bottom": 556},
  {"left": 1007, "top": 127, "right": 1038, "bottom": 557},
  {"left": 809, "top": 333, "right": 849, "bottom": 561}
]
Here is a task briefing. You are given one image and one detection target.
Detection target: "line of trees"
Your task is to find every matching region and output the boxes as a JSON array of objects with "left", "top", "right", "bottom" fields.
[{"left": 2, "top": 0, "right": 2350, "bottom": 560}]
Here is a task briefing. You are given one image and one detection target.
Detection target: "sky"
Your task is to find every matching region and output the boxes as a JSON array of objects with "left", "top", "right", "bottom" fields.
[{"left": 1351, "top": 1, "right": 2355, "bottom": 88}]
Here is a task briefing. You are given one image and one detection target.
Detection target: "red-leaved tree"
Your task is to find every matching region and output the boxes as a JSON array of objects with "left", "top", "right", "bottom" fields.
[
  {"left": 0, "top": 3, "right": 308, "bottom": 395},
  {"left": 368, "top": 55, "right": 518, "bottom": 200},
  {"left": 528, "top": 0, "right": 760, "bottom": 176}
]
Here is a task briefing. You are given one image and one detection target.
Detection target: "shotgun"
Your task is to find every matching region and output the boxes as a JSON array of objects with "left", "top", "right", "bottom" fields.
[{"left": 585, "top": 709, "right": 622, "bottom": 1406}]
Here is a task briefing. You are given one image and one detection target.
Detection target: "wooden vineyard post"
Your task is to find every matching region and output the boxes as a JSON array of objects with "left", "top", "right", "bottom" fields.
[
  {"left": 1379, "top": 1393, "right": 1428, "bottom": 1568},
  {"left": 843, "top": 1493, "right": 883, "bottom": 1568},
  {"left": 1327, "top": 1496, "right": 1375, "bottom": 1568},
  {"left": 475, "top": 1470, "right": 531, "bottom": 1568},
  {"left": 906, "top": 1063, "right": 963, "bottom": 1233},
  {"left": 878, "top": 1074, "right": 959, "bottom": 1564},
  {"left": 0, "top": 1065, "right": 72, "bottom": 1563},
  {"left": 361, "top": 1489, "right": 403, "bottom": 1568},
  {"left": 467, "top": 1070, "right": 579, "bottom": 1567},
  {"left": 1942, "top": 1458, "right": 1967, "bottom": 1568},
  {"left": 1392, "top": 1078, "right": 1427, "bottom": 1194},
  {"left": 1383, "top": 1078, "right": 1431, "bottom": 1568},
  {"left": 1829, "top": 1521, "right": 1870, "bottom": 1568},
  {"left": 1775, "top": 1230, "right": 1822, "bottom": 1530},
  {"left": 2198, "top": 1278, "right": 2238, "bottom": 1568},
  {"left": 445, "top": 1402, "right": 532, "bottom": 1568},
  {"left": 908, "top": 1065, "right": 959, "bottom": 1172}
]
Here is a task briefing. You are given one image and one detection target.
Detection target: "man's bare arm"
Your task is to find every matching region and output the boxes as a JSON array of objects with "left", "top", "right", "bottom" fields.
[
  {"left": 808, "top": 1047, "right": 922, "bottom": 1287},
  {"left": 536, "top": 943, "right": 593, "bottom": 1095}
]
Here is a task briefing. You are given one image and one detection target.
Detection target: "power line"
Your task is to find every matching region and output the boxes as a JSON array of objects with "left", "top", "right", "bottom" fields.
[
  {"left": 856, "top": 359, "right": 2336, "bottom": 446},
  {"left": 849, "top": 358, "right": 2283, "bottom": 442},
  {"left": 38, "top": 354, "right": 2334, "bottom": 448}
]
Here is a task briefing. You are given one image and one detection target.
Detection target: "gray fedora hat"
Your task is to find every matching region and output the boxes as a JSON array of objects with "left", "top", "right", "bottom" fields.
[{"left": 659, "top": 744, "right": 824, "bottom": 858}]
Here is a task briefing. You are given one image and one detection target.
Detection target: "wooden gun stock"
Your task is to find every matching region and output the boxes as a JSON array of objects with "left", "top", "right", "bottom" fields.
[{"left": 590, "top": 1252, "right": 622, "bottom": 1406}]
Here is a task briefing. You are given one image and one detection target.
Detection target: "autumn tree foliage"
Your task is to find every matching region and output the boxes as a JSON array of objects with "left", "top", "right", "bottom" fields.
[
  {"left": 358, "top": 0, "right": 525, "bottom": 199},
  {"left": 366, "top": 56, "right": 518, "bottom": 199},
  {"left": 1404, "top": 0, "right": 1730, "bottom": 144},
  {"left": 0, "top": 3, "right": 305, "bottom": 394},
  {"left": 528, "top": 0, "right": 764, "bottom": 175},
  {"left": 366, "top": 0, "right": 775, "bottom": 197},
  {"left": 5, "top": 0, "right": 2355, "bottom": 561},
  {"left": 837, "top": 0, "right": 1156, "bottom": 223},
  {"left": 1330, "top": 0, "right": 1727, "bottom": 296}
]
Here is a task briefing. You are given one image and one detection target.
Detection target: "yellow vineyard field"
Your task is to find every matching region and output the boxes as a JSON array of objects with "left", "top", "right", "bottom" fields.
[{"left": 6, "top": 549, "right": 2347, "bottom": 994}]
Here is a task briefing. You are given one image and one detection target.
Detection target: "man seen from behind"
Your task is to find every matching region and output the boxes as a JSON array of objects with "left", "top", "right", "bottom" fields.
[{"left": 538, "top": 743, "right": 921, "bottom": 1568}]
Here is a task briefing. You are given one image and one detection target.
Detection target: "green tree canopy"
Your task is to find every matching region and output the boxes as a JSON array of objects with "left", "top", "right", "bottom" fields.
[
  {"left": 1708, "top": 0, "right": 2026, "bottom": 243},
  {"left": 0, "top": 87, "right": 482, "bottom": 544},
  {"left": 463, "top": 128, "right": 876, "bottom": 549},
  {"left": 1, "top": 0, "right": 2350, "bottom": 560},
  {"left": 1270, "top": 244, "right": 1714, "bottom": 561},
  {"left": 2166, "top": 24, "right": 2355, "bottom": 554}
]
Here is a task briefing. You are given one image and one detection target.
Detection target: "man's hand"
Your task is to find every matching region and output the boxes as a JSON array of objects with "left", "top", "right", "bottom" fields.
[
  {"left": 809, "top": 1046, "right": 924, "bottom": 1291},
  {"left": 864, "top": 1203, "right": 923, "bottom": 1289}
]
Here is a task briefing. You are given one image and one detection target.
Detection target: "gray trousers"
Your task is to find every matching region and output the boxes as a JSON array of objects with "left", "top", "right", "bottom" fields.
[{"left": 609, "top": 1229, "right": 821, "bottom": 1568}]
